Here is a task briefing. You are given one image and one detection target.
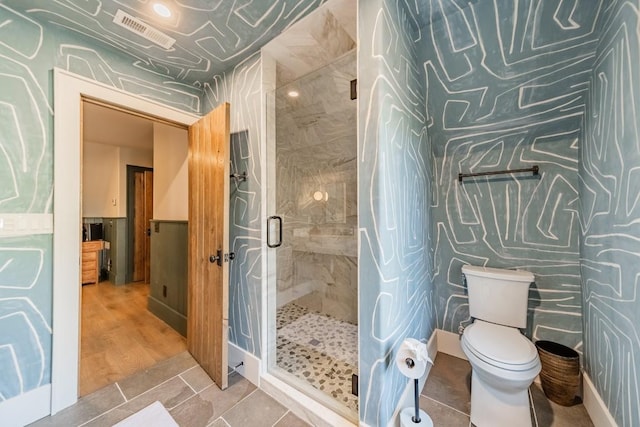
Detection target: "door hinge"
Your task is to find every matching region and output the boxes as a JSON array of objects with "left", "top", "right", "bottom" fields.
[
  {"left": 350, "top": 79, "right": 357, "bottom": 100},
  {"left": 351, "top": 373, "right": 358, "bottom": 396}
]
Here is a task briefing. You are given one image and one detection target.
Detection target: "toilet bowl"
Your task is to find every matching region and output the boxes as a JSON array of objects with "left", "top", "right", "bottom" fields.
[{"left": 461, "top": 320, "right": 541, "bottom": 427}]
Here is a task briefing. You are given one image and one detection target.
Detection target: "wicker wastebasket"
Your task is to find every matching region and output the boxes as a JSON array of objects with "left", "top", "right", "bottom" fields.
[{"left": 535, "top": 340, "right": 580, "bottom": 406}]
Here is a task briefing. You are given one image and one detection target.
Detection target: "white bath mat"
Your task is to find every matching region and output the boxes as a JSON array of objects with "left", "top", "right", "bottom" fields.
[
  {"left": 278, "top": 312, "right": 358, "bottom": 364},
  {"left": 112, "top": 401, "right": 178, "bottom": 427}
]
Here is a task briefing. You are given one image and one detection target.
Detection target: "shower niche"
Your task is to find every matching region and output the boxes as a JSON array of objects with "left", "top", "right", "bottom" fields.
[{"left": 263, "top": 0, "right": 358, "bottom": 420}]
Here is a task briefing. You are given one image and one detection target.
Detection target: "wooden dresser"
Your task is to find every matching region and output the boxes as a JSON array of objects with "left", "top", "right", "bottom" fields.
[{"left": 82, "top": 240, "right": 105, "bottom": 284}]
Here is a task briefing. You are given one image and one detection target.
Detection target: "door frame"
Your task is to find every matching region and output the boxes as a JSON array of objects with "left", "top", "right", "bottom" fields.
[{"left": 52, "top": 68, "right": 199, "bottom": 413}]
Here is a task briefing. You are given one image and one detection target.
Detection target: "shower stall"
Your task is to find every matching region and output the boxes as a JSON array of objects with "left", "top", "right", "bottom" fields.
[{"left": 265, "top": 49, "right": 358, "bottom": 419}]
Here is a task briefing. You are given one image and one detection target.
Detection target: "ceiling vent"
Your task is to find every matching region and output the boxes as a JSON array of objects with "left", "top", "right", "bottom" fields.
[{"left": 113, "top": 9, "right": 176, "bottom": 49}]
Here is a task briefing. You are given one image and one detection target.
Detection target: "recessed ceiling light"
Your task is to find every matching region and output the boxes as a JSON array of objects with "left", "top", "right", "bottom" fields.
[
  {"left": 153, "top": 3, "right": 172, "bottom": 18},
  {"left": 287, "top": 90, "right": 299, "bottom": 98}
]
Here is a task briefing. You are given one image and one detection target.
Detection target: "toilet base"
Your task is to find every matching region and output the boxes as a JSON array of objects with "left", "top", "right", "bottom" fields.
[{"left": 470, "top": 372, "right": 532, "bottom": 427}]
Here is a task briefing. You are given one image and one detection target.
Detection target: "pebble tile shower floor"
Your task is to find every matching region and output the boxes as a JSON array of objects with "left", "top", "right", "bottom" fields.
[{"left": 276, "top": 303, "right": 358, "bottom": 413}]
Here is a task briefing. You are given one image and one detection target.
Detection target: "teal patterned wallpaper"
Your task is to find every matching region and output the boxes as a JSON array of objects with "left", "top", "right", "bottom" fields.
[
  {"left": 0, "top": 235, "right": 52, "bottom": 401},
  {"left": 3, "top": 2, "right": 640, "bottom": 426},
  {"left": 582, "top": 1, "right": 640, "bottom": 426},
  {"left": 357, "top": 0, "right": 434, "bottom": 424},
  {"left": 0, "top": 3, "right": 201, "bottom": 403},
  {"left": 421, "top": 0, "right": 602, "bottom": 351},
  {"left": 2, "top": 0, "right": 327, "bottom": 85}
]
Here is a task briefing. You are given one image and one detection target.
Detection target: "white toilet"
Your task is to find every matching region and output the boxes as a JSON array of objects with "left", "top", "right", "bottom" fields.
[{"left": 460, "top": 265, "right": 541, "bottom": 427}]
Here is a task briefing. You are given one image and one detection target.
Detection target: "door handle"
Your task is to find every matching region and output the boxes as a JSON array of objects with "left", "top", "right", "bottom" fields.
[
  {"left": 267, "top": 216, "right": 282, "bottom": 248},
  {"left": 209, "top": 249, "right": 223, "bottom": 266}
]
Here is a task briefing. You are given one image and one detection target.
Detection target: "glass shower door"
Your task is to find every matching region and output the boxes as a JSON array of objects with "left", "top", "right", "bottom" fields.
[{"left": 265, "top": 51, "right": 359, "bottom": 419}]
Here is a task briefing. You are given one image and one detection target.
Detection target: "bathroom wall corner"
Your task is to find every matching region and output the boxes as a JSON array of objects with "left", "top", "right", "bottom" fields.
[
  {"left": 357, "top": 0, "right": 434, "bottom": 424},
  {"left": 435, "top": 329, "right": 467, "bottom": 361}
]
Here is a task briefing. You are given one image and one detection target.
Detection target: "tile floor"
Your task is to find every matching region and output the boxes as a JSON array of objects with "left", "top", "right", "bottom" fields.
[
  {"left": 276, "top": 303, "right": 358, "bottom": 413},
  {"left": 29, "top": 352, "right": 308, "bottom": 427},
  {"left": 421, "top": 353, "right": 595, "bottom": 427},
  {"left": 29, "top": 350, "right": 595, "bottom": 426}
]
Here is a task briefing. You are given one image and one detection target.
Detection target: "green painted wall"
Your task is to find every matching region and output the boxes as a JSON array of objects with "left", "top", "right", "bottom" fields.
[
  {"left": 148, "top": 221, "right": 188, "bottom": 337},
  {"left": 103, "top": 218, "right": 127, "bottom": 285}
]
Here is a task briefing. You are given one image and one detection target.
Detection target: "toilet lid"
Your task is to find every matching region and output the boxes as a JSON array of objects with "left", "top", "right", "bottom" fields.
[{"left": 464, "top": 320, "right": 538, "bottom": 368}]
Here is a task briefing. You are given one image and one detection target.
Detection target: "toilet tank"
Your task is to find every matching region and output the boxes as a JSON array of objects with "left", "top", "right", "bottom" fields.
[{"left": 462, "top": 265, "right": 535, "bottom": 329}]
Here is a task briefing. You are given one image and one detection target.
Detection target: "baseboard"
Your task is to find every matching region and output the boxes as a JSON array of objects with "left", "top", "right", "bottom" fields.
[
  {"left": 228, "top": 341, "right": 261, "bottom": 387},
  {"left": 109, "top": 270, "right": 126, "bottom": 285},
  {"left": 0, "top": 385, "right": 51, "bottom": 427},
  {"left": 261, "top": 373, "right": 355, "bottom": 427},
  {"left": 582, "top": 372, "right": 618, "bottom": 427},
  {"left": 436, "top": 329, "right": 467, "bottom": 360},
  {"left": 388, "top": 329, "right": 439, "bottom": 427},
  {"left": 147, "top": 296, "right": 187, "bottom": 336}
]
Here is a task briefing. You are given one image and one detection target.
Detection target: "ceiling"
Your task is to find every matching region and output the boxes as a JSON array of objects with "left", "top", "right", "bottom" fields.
[
  {"left": 83, "top": 102, "right": 154, "bottom": 150},
  {"left": 3, "top": 0, "right": 327, "bottom": 85},
  {"left": 263, "top": 0, "right": 355, "bottom": 86}
]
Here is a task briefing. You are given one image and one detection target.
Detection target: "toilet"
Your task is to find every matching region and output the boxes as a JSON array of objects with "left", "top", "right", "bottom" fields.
[{"left": 460, "top": 265, "right": 541, "bottom": 427}]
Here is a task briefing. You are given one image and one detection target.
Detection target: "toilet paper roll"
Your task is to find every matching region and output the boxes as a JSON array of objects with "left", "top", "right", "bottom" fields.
[{"left": 396, "top": 338, "right": 432, "bottom": 379}]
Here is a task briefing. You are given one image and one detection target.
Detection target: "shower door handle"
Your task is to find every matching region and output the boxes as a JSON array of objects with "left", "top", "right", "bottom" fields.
[{"left": 267, "top": 216, "right": 283, "bottom": 248}]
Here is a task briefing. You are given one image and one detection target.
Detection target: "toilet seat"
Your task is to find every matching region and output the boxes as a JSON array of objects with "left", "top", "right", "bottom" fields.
[{"left": 463, "top": 320, "right": 539, "bottom": 371}]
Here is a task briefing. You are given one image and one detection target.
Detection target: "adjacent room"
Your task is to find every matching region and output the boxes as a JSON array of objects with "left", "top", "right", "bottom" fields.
[{"left": 79, "top": 102, "right": 189, "bottom": 395}]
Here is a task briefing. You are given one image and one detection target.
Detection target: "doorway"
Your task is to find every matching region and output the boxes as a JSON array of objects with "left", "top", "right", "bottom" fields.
[
  {"left": 127, "top": 165, "right": 153, "bottom": 284},
  {"left": 53, "top": 68, "right": 231, "bottom": 412},
  {"left": 80, "top": 102, "right": 186, "bottom": 396}
]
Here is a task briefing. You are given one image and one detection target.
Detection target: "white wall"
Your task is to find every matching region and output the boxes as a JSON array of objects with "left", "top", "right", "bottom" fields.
[
  {"left": 152, "top": 123, "right": 189, "bottom": 220},
  {"left": 117, "top": 146, "right": 153, "bottom": 217},
  {"left": 85, "top": 133, "right": 186, "bottom": 219},
  {"left": 82, "top": 141, "right": 119, "bottom": 217}
]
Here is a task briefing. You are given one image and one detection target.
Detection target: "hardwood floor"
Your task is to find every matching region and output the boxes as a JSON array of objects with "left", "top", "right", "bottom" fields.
[{"left": 80, "top": 281, "right": 187, "bottom": 396}]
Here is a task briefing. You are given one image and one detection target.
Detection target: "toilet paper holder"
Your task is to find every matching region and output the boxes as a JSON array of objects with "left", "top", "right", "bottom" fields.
[{"left": 397, "top": 339, "right": 434, "bottom": 426}]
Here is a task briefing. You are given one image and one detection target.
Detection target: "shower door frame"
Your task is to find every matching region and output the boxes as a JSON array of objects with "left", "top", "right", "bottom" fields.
[{"left": 260, "top": 50, "right": 360, "bottom": 425}]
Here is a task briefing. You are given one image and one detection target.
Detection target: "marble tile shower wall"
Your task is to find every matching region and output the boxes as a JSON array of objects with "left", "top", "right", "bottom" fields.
[
  {"left": 582, "top": 1, "right": 640, "bottom": 426},
  {"left": 357, "top": 0, "right": 434, "bottom": 425},
  {"left": 274, "top": 52, "right": 357, "bottom": 324},
  {"left": 203, "top": 53, "right": 264, "bottom": 357},
  {"left": 0, "top": 5, "right": 201, "bottom": 403},
  {"left": 420, "top": 0, "right": 603, "bottom": 350}
]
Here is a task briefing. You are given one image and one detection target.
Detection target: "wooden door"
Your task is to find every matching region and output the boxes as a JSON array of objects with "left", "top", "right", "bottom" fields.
[
  {"left": 187, "top": 102, "right": 230, "bottom": 390},
  {"left": 144, "top": 170, "right": 153, "bottom": 284},
  {"left": 132, "top": 170, "right": 153, "bottom": 282}
]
